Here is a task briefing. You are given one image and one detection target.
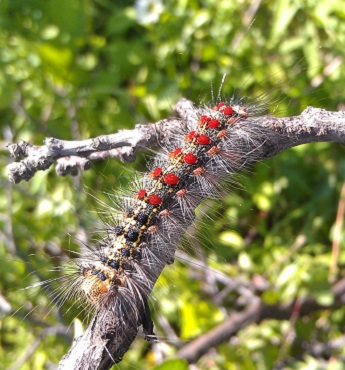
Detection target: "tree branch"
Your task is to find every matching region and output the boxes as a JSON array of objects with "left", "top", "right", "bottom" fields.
[
  {"left": 175, "top": 278, "right": 345, "bottom": 363},
  {"left": 6, "top": 115, "right": 189, "bottom": 183},
  {"left": 7, "top": 100, "right": 345, "bottom": 369},
  {"left": 6, "top": 99, "right": 345, "bottom": 183}
]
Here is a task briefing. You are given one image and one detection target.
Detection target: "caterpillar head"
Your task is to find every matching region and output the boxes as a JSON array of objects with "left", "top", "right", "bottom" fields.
[
  {"left": 81, "top": 272, "right": 111, "bottom": 303},
  {"left": 80, "top": 267, "right": 124, "bottom": 305}
]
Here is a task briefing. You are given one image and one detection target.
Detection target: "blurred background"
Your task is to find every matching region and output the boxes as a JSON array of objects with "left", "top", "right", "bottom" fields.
[{"left": 1, "top": 0, "right": 345, "bottom": 369}]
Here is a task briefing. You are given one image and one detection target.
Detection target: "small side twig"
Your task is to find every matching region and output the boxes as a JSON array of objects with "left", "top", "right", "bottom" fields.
[
  {"left": 6, "top": 116, "right": 189, "bottom": 183},
  {"left": 175, "top": 278, "right": 345, "bottom": 363}
]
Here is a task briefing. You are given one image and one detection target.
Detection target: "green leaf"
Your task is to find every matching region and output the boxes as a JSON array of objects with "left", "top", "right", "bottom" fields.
[{"left": 152, "top": 359, "right": 189, "bottom": 370}]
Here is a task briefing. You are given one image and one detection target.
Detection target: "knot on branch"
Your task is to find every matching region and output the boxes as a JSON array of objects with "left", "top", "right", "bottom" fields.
[
  {"left": 92, "top": 136, "right": 112, "bottom": 151},
  {"left": 56, "top": 157, "right": 92, "bottom": 176},
  {"left": 7, "top": 157, "right": 53, "bottom": 183},
  {"left": 6, "top": 141, "right": 32, "bottom": 158},
  {"left": 45, "top": 137, "right": 64, "bottom": 153}
]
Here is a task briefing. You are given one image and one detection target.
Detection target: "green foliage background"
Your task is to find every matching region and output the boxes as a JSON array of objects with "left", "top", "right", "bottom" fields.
[{"left": 0, "top": 0, "right": 345, "bottom": 369}]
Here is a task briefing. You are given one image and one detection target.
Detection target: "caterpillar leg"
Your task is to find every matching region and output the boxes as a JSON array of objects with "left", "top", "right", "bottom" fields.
[{"left": 142, "top": 297, "right": 157, "bottom": 342}]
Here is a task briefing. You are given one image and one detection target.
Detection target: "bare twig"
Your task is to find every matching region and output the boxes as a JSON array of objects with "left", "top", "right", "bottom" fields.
[
  {"left": 175, "top": 278, "right": 345, "bottom": 363},
  {"left": 6, "top": 115, "right": 189, "bottom": 183},
  {"left": 176, "top": 250, "right": 256, "bottom": 303},
  {"left": 6, "top": 99, "right": 345, "bottom": 184}
]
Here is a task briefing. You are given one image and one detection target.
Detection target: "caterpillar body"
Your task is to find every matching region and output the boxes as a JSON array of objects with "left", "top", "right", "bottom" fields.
[{"left": 57, "top": 92, "right": 275, "bottom": 365}]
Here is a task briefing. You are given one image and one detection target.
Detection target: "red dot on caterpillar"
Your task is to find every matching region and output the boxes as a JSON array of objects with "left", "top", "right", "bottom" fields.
[
  {"left": 169, "top": 147, "right": 182, "bottom": 158},
  {"left": 152, "top": 167, "right": 163, "bottom": 178},
  {"left": 176, "top": 188, "right": 187, "bottom": 197},
  {"left": 137, "top": 189, "right": 147, "bottom": 199},
  {"left": 149, "top": 194, "right": 162, "bottom": 205},
  {"left": 185, "top": 130, "right": 199, "bottom": 142},
  {"left": 207, "top": 146, "right": 220, "bottom": 155},
  {"left": 208, "top": 119, "right": 221, "bottom": 129},
  {"left": 214, "top": 102, "right": 227, "bottom": 111},
  {"left": 184, "top": 153, "right": 197, "bottom": 165},
  {"left": 164, "top": 173, "right": 179, "bottom": 185},
  {"left": 198, "top": 115, "right": 211, "bottom": 126},
  {"left": 200, "top": 115, "right": 211, "bottom": 123},
  {"left": 223, "top": 106, "right": 234, "bottom": 115},
  {"left": 193, "top": 166, "right": 206, "bottom": 176},
  {"left": 197, "top": 135, "right": 211, "bottom": 145}
]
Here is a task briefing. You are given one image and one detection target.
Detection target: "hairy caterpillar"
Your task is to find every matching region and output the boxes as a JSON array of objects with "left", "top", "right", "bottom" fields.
[
  {"left": 3, "top": 39, "right": 345, "bottom": 368},
  {"left": 4, "top": 100, "right": 345, "bottom": 370},
  {"left": 5, "top": 72, "right": 345, "bottom": 370},
  {"left": 2, "top": 1, "right": 345, "bottom": 368},
  {"left": 4, "top": 82, "right": 282, "bottom": 368},
  {"left": 54, "top": 90, "right": 270, "bottom": 340},
  {"left": 77, "top": 99, "right": 263, "bottom": 322}
]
